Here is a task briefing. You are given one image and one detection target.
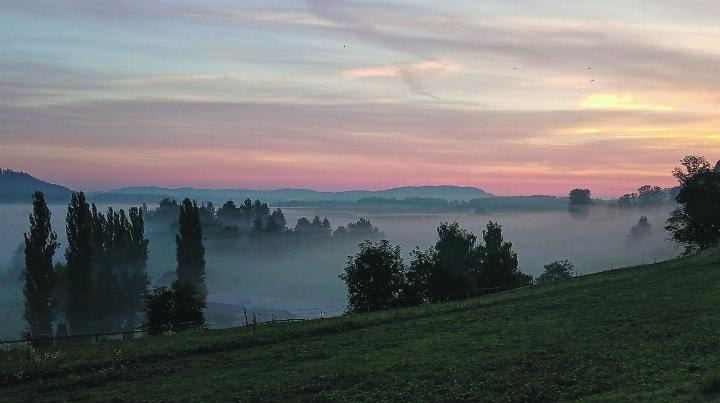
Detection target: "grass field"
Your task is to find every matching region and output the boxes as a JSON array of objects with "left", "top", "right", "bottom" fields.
[{"left": 2, "top": 250, "right": 720, "bottom": 402}]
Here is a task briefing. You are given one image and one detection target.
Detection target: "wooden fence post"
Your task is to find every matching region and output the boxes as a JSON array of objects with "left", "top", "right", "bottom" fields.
[
  {"left": 243, "top": 307, "right": 249, "bottom": 328},
  {"left": 252, "top": 313, "right": 256, "bottom": 337}
]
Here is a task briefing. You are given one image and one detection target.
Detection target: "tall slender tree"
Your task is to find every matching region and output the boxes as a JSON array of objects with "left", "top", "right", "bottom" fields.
[
  {"left": 176, "top": 198, "right": 206, "bottom": 299},
  {"left": 23, "top": 191, "right": 59, "bottom": 341},
  {"left": 125, "top": 206, "right": 149, "bottom": 329},
  {"left": 65, "top": 192, "right": 94, "bottom": 334},
  {"left": 91, "top": 205, "right": 118, "bottom": 331}
]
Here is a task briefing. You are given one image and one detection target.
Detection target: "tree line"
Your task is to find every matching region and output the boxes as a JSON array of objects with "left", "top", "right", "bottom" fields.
[
  {"left": 146, "top": 197, "right": 383, "bottom": 242},
  {"left": 340, "top": 221, "right": 534, "bottom": 313},
  {"left": 22, "top": 192, "right": 207, "bottom": 343}
]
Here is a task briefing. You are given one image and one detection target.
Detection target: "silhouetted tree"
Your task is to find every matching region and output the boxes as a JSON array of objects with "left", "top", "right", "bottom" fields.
[
  {"left": 240, "top": 198, "right": 253, "bottom": 222},
  {"left": 333, "top": 226, "right": 348, "bottom": 238},
  {"left": 125, "top": 207, "right": 149, "bottom": 329},
  {"left": 569, "top": 189, "right": 592, "bottom": 205},
  {"left": 340, "top": 240, "right": 405, "bottom": 313},
  {"left": 145, "top": 281, "right": 205, "bottom": 335},
  {"left": 629, "top": 216, "right": 651, "bottom": 240},
  {"left": 672, "top": 155, "right": 713, "bottom": 183},
  {"left": 431, "top": 222, "right": 478, "bottom": 298},
  {"left": 345, "top": 217, "right": 382, "bottom": 239},
  {"left": 51, "top": 262, "right": 68, "bottom": 318},
  {"left": 477, "top": 221, "right": 529, "bottom": 289},
  {"left": 617, "top": 193, "right": 637, "bottom": 208},
  {"left": 200, "top": 202, "right": 216, "bottom": 223},
  {"left": 568, "top": 188, "right": 592, "bottom": 217},
  {"left": 637, "top": 185, "right": 666, "bottom": 207},
  {"left": 294, "top": 215, "right": 332, "bottom": 238},
  {"left": 265, "top": 208, "right": 286, "bottom": 232},
  {"left": 171, "top": 281, "right": 205, "bottom": 331},
  {"left": 145, "top": 286, "right": 175, "bottom": 335},
  {"left": 65, "top": 192, "right": 94, "bottom": 334},
  {"left": 536, "top": 259, "right": 574, "bottom": 284},
  {"left": 23, "top": 191, "right": 59, "bottom": 341},
  {"left": 176, "top": 198, "right": 206, "bottom": 301},
  {"left": 91, "top": 205, "right": 119, "bottom": 332},
  {"left": 666, "top": 155, "right": 720, "bottom": 254},
  {"left": 146, "top": 198, "right": 179, "bottom": 226},
  {"left": 216, "top": 200, "right": 242, "bottom": 226},
  {"left": 86, "top": 205, "right": 148, "bottom": 331},
  {"left": 403, "top": 247, "right": 435, "bottom": 305},
  {"left": 294, "top": 217, "right": 312, "bottom": 233}
]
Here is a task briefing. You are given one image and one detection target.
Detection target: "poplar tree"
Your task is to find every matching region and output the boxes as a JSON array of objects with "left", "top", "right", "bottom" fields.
[
  {"left": 173, "top": 198, "right": 206, "bottom": 328},
  {"left": 125, "top": 206, "right": 149, "bottom": 329},
  {"left": 23, "top": 191, "right": 59, "bottom": 341},
  {"left": 65, "top": 192, "right": 94, "bottom": 334},
  {"left": 176, "top": 198, "right": 206, "bottom": 300}
]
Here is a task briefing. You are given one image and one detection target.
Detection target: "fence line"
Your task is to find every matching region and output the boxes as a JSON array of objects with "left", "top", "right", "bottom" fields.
[
  {"left": 0, "top": 286, "right": 525, "bottom": 350},
  {"left": 1, "top": 263, "right": 646, "bottom": 351}
]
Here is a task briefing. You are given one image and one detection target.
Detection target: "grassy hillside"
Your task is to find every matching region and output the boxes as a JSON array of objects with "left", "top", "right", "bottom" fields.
[{"left": 3, "top": 251, "right": 720, "bottom": 401}]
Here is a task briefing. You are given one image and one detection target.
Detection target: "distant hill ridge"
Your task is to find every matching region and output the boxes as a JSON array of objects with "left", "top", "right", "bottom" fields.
[
  {"left": 103, "top": 185, "right": 493, "bottom": 203},
  {"left": 0, "top": 168, "right": 72, "bottom": 202},
  {"left": 0, "top": 166, "right": 491, "bottom": 203}
]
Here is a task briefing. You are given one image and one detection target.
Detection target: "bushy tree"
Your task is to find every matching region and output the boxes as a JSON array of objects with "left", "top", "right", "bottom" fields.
[
  {"left": 569, "top": 189, "right": 592, "bottom": 205},
  {"left": 617, "top": 193, "right": 637, "bottom": 208},
  {"left": 637, "top": 185, "right": 666, "bottom": 207},
  {"left": 403, "top": 247, "right": 435, "bottom": 305},
  {"left": 145, "top": 281, "right": 205, "bottom": 335},
  {"left": 176, "top": 198, "right": 206, "bottom": 299},
  {"left": 23, "top": 191, "right": 59, "bottom": 341},
  {"left": 216, "top": 200, "right": 242, "bottom": 226},
  {"left": 476, "top": 221, "right": 528, "bottom": 289},
  {"left": 65, "top": 192, "right": 94, "bottom": 334},
  {"left": 333, "top": 226, "right": 348, "bottom": 237},
  {"left": 617, "top": 185, "right": 667, "bottom": 209},
  {"left": 568, "top": 188, "right": 592, "bottom": 217},
  {"left": 665, "top": 155, "right": 720, "bottom": 254},
  {"left": 346, "top": 217, "right": 382, "bottom": 239},
  {"left": 537, "top": 259, "right": 574, "bottom": 284},
  {"left": 431, "top": 222, "right": 478, "bottom": 298},
  {"left": 145, "top": 198, "right": 179, "bottom": 226},
  {"left": 145, "top": 286, "right": 175, "bottom": 335},
  {"left": 340, "top": 240, "right": 405, "bottom": 313},
  {"left": 265, "top": 208, "right": 286, "bottom": 232},
  {"left": 294, "top": 215, "right": 332, "bottom": 238}
]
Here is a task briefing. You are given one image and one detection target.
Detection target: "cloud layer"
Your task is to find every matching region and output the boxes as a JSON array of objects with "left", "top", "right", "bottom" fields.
[{"left": 1, "top": 0, "right": 719, "bottom": 196}]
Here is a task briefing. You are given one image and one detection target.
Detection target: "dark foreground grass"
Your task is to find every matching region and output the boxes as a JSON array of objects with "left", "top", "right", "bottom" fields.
[{"left": 3, "top": 250, "right": 720, "bottom": 402}]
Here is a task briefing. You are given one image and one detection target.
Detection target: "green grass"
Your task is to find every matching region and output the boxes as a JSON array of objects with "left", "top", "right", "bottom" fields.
[{"left": 3, "top": 250, "right": 720, "bottom": 402}]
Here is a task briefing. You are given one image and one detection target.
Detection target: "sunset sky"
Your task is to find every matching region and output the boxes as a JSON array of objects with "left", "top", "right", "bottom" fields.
[{"left": 2, "top": 0, "right": 719, "bottom": 197}]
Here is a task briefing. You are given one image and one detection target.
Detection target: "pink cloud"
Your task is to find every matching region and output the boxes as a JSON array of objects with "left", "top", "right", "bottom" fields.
[{"left": 342, "top": 60, "right": 462, "bottom": 79}]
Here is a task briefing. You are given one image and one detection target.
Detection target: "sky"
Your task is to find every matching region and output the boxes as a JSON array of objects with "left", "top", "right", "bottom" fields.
[{"left": 1, "top": 0, "right": 719, "bottom": 197}]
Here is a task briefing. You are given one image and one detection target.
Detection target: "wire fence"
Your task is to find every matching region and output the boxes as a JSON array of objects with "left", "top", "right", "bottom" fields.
[{"left": 0, "top": 258, "right": 650, "bottom": 351}]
